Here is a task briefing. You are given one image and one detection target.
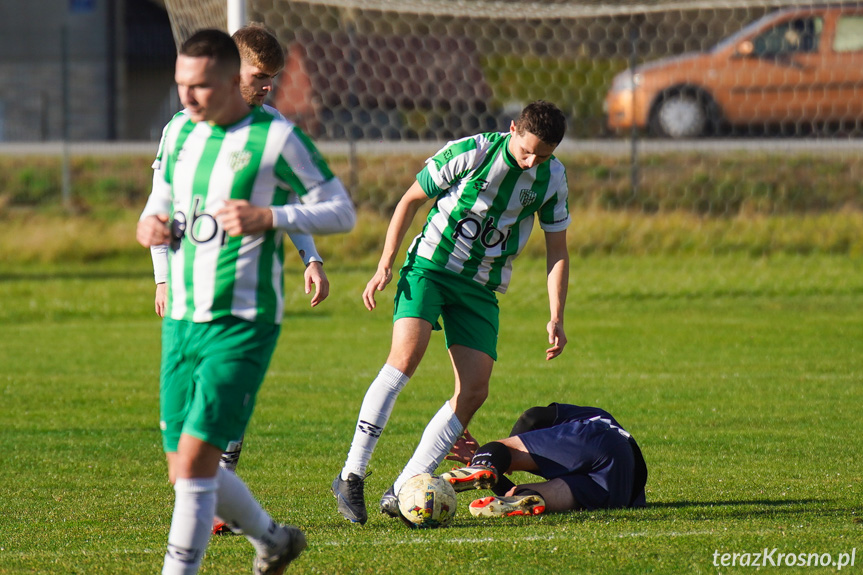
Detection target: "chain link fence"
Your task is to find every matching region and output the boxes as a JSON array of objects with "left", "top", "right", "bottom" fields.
[{"left": 1, "top": 0, "right": 861, "bottom": 231}]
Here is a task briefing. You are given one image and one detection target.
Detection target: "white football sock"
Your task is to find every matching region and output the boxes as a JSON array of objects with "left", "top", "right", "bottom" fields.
[
  {"left": 162, "top": 476, "right": 218, "bottom": 575},
  {"left": 342, "top": 364, "right": 409, "bottom": 479},
  {"left": 393, "top": 401, "right": 464, "bottom": 494},
  {"left": 214, "top": 467, "right": 287, "bottom": 557}
]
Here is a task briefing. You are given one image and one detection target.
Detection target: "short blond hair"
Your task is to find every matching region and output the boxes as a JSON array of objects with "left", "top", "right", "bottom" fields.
[{"left": 232, "top": 23, "right": 284, "bottom": 74}]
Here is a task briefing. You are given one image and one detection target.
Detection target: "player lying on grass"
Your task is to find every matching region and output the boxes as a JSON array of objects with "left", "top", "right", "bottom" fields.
[
  {"left": 331, "top": 101, "right": 571, "bottom": 525},
  {"left": 439, "top": 402, "right": 647, "bottom": 517}
]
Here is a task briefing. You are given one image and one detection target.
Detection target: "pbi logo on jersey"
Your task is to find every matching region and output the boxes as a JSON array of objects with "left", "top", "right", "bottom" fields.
[
  {"left": 453, "top": 213, "right": 510, "bottom": 251},
  {"left": 519, "top": 188, "right": 537, "bottom": 206},
  {"left": 170, "top": 196, "right": 223, "bottom": 251},
  {"left": 229, "top": 150, "right": 253, "bottom": 172}
]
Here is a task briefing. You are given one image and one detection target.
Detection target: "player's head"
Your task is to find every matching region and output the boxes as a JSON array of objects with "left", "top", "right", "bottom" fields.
[
  {"left": 510, "top": 404, "right": 557, "bottom": 436},
  {"left": 176, "top": 29, "right": 243, "bottom": 124},
  {"left": 508, "top": 100, "right": 566, "bottom": 169},
  {"left": 232, "top": 23, "right": 285, "bottom": 107}
]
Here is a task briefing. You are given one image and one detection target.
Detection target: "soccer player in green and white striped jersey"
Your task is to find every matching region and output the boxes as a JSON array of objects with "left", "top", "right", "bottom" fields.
[
  {"left": 146, "top": 23, "right": 354, "bottom": 321},
  {"left": 136, "top": 29, "right": 346, "bottom": 574},
  {"left": 333, "top": 100, "right": 571, "bottom": 525},
  {"left": 145, "top": 23, "right": 354, "bottom": 538}
]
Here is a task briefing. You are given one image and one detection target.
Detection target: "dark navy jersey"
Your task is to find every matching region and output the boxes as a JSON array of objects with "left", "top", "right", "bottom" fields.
[
  {"left": 515, "top": 403, "right": 648, "bottom": 508},
  {"left": 551, "top": 403, "right": 623, "bottom": 428}
]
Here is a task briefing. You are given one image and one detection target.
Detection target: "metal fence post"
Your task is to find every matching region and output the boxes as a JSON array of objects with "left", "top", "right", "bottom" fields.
[
  {"left": 62, "top": 24, "right": 72, "bottom": 210},
  {"left": 629, "top": 23, "right": 639, "bottom": 201}
]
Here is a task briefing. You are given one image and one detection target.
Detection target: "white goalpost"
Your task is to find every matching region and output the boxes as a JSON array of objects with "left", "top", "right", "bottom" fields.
[
  {"left": 227, "top": 0, "right": 247, "bottom": 34},
  {"left": 162, "top": 0, "right": 248, "bottom": 44}
]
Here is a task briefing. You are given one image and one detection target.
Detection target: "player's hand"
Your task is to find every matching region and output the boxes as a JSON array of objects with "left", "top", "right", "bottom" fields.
[
  {"left": 215, "top": 200, "right": 274, "bottom": 236},
  {"left": 362, "top": 265, "right": 393, "bottom": 311},
  {"left": 136, "top": 214, "right": 170, "bottom": 248},
  {"left": 304, "top": 262, "right": 329, "bottom": 307},
  {"left": 546, "top": 320, "right": 567, "bottom": 360},
  {"left": 444, "top": 429, "right": 480, "bottom": 464},
  {"left": 154, "top": 283, "right": 167, "bottom": 318}
]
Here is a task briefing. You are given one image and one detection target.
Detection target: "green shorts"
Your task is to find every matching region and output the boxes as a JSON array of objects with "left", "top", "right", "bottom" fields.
[
  {"left": 393, "top": 262, "right": 499, "bottom": 360},
  {"left": 159, "top": 316, "right": 280, "bottom": 453}
]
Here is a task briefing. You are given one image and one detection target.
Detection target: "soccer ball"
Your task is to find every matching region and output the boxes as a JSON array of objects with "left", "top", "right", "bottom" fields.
[{"left": 397, "top": 473, "right": 457, "bottom": 528}]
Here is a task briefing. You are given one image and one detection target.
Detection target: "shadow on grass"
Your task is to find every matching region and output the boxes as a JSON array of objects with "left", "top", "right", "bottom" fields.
[
  {"left": 648, "top": 499, "right": 823, "bottom": 509},
  {"left": 629, "top": 498, "right": 850, "bottom": 522}
]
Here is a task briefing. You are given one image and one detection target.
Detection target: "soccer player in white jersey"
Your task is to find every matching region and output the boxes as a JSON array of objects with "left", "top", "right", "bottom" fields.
[
  {"left": 135, "top": 29, "right": 354, "bottom": 574},
  {"left": 146, "top": 24, "right": 354, "bottom": 538},
  {"left": 332, "top": 100, "right": 570, "bottom": 525},
  {"left": 150, "top": 23, "right": 353, "bottom": 319}
]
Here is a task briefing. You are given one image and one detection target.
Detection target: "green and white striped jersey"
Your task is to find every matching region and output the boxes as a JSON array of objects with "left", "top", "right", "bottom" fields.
[
  {"left": 408, "top": 131, "right": 570, "bottom": 293},
  {"left": 141, "top": 107, "right": 342, "bottom": 324}
]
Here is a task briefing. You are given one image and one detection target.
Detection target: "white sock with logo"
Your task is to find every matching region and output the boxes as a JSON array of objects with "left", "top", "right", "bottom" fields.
[
  {"left": 214, "top": 467, "right": 287, "bottom": 557},
  {"left": 342, "top": 364, "right": 410, "bottom": 479},
  {"left": 162, "top": 476, "right": 218, "bottom": 575},
  {"left": 393, "top": 401, "right": 464, "bottom": 494}
]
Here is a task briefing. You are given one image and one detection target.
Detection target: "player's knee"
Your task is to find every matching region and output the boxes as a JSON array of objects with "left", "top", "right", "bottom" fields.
[
  {"left": 454, "top": 385, "right": 488, "bottom": 412},
  {"left": 384, "top": 342, "right": 425, "bottom": 376}
]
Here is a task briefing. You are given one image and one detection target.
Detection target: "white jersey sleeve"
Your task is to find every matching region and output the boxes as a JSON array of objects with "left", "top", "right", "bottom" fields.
[
  {"left": 537, "top": 167, "right": 570, "bottom": 233},
  {"left": 425, "top": 134, "right": 489, "bottom": 193},
  {"left": 140, "top": 113, "right": 180, "bottom": 220},
  {"left": 270, "top": 179, "right": 355, "bottom": 234},
  {"left": 151, "top": 244, "right": 169, "bottom": 284},
  {"left": 142, "top": 117, "right": 174, "bottom": 284},
  {"left": 268, "top": 123, "right": 356, "bottom": 234},
  {"left": 283, "top": 195, "right": 322, "bottom": 264}
]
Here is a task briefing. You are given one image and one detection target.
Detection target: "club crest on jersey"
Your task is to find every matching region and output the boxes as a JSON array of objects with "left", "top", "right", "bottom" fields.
[
  {"left": 519, "top": 189, "right": 537, "bottom": 206},
  {"left": 229, "top": 150, "right": 252, "bottom": 172}
]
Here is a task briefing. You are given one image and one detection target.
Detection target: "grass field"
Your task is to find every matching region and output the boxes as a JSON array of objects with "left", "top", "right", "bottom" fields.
[{"left": 2, "top": 253, "right": 862, "bottom": 574}]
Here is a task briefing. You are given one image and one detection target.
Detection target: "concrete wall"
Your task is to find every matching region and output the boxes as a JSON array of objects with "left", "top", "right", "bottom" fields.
[{"left": 0, "top": 1, "right": 117, "bottom": 141}]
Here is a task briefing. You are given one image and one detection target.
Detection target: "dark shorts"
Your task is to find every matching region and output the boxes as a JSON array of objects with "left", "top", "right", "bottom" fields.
[{"left": 518, "top": 418, "right": 637, "bottom": 510}]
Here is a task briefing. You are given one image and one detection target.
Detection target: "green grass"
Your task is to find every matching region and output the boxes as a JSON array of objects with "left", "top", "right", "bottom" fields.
[
  {"left": 1, "top": 253, "right": 862, "bottom": 573},
  {"left": 3, "top": 151, "right": 863, "bottom": 218}
]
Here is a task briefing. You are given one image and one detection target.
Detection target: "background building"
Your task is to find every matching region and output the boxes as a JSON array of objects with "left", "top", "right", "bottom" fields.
[{"left": 0, "top": 0, "right": 175, "bottom": 142}]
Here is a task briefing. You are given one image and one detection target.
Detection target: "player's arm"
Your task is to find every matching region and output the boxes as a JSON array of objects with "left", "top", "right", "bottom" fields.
[
  {"left": 137, "top": 197, "right": 171, "bottom": 248},
  {"left": 151, "top": 243, "right": 169, "bottom": 318},
  {"left": 215, "top": 183, "right": 355, "bottom": 236},
  {"left": 362, "top": 181, "right": 430, "bottom": 311},
  {"left": 544, "top": 229, "right": 569, "bottom": 360},
  {"left": 216, "top": 129, "right": 356, "bottom": 236},
  {"left": 286, "top": 231, "right": 328, "bottom": 307},
  {"left": 154, "top": 280, "right": 168, "bottom": 318},
  {"left": 444, "top": 429, "right": 480, "bottom": 464},
  {"left": 271, "top": 178, "right": 356, "bottom": 234},
  {"left": 137, "top": 123, "right": 173, "bottom": 249},
  {"left": 144, "top": 127, "right": 173, "bottom": 317}
]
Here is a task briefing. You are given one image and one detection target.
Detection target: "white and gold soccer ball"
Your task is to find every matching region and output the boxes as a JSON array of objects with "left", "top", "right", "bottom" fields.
[{"left": 397, "top": 473, "right": 457, "bottom": 528}]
